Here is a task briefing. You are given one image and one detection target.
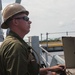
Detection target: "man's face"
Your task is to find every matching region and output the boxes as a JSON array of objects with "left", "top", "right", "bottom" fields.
[{"left": 13, "top": 13, "right": 32, "bottom": 35}]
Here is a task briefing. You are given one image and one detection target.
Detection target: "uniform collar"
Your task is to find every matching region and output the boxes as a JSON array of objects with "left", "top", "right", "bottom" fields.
[
  {"left": 8, "top": 30, "right": 31, "bottom": 49},
  {"left": 8, "top": 30, "right": 23, "bottom": 41}
]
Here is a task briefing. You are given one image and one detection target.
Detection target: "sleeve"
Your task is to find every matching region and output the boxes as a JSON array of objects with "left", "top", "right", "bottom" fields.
[{"left": 4, "top": 43, "right": 29, "bottom": 75}]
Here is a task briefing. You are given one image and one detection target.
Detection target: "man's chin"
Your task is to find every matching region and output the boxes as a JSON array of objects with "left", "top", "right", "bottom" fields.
[{"left": 26, "top": 30, "right": 30, "bottom": 34}]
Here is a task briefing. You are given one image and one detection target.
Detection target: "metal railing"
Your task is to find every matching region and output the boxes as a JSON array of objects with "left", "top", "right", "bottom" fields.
[
  {"left": 39, "top": 45, "right": 65, "bottom": 66},
  {"left": 39, "top": 45, "right": 53, "bottom": 67}
]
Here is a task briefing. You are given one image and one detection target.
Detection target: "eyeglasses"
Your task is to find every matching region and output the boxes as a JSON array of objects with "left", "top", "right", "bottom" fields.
[{"left": 14, "top": 16, "right": 29, "bottom": 21}]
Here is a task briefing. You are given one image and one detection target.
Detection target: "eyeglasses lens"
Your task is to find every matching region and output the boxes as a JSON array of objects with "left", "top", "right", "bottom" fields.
[
  {"left": 23, "top": 16, "right": 29, "bottom": 21},
  {"left": 14, "top": 16, "right": 29, "bottom": 21}
]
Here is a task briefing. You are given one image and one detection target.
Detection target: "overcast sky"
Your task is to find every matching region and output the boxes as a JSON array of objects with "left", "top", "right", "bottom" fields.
[{"left": 2, "top": 0, "right": 75, "bottom": 40}]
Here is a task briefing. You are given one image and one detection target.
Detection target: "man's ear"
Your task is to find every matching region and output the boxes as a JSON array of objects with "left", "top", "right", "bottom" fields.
[{"left": 12, "top": 19, "right": 18, "bottom": 26}]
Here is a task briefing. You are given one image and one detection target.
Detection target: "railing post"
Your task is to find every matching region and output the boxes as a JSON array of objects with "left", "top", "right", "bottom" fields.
[{"left": 46, "top": 33, "right": 48, "bottom": 66}]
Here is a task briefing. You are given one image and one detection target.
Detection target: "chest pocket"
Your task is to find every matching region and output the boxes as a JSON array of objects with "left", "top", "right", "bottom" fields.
[{"left": 28, "top": 52, "right": 40, "bottom": 75}]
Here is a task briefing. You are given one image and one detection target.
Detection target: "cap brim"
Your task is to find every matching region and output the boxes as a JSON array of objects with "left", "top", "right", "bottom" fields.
[{"left": 1, "top": 22, "right": 9, "bottom": 29}]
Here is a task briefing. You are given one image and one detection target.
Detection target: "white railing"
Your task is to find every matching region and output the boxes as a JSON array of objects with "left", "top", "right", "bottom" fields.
[
  {"left": 39, "top": 45, "right": 53, "bottom": 67},
  {"left": 39, "top": 45, "right": 65, "bottom": 67}
]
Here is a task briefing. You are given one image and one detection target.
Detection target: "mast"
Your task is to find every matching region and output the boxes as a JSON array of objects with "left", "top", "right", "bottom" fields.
[
  {"left": 15, "top": 0, "right": 21, "bottom": 4},
  {"left": 0, "top": 0, "right": 4, "bottom": 42}
]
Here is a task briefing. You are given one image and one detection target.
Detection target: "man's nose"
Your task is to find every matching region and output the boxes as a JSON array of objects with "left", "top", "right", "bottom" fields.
[{"left": 29, "top": 20, "right": 32, "bottom": 24}]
